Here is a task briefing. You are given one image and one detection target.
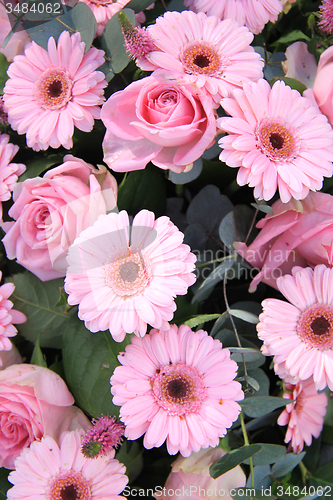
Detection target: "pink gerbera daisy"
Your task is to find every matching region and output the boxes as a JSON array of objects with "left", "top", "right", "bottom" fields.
[
  {"left": 110, "top": 325, "right": 244, "bottom": 457},
  {"left": 65, "top": 210, "right": 196, "bottom": 342},
  {"left": 0, "top": 134, "right": 25, "bottom": 221},
  {"left": 0, "top": 270, "right": 26, "bottom": 358},
  {"left": 3, "top": 31, "right": 106, "bottom": 151},
  {"left": 7, "top": 429, "right": 128, "bottom": 500},
  {"left": 277, "top": 378, "right": 327, "bottom": 454},
  {"left": 257, "top": 264, "right": 333, "bottom": 391},
  {"left": 184, "top": 0, "right": 283, "bottom": 35},
  {"left": 135, "top": 11, "right": 264, "bottom": 103},
  {"left": 218, "top": 79, "right": 333, "bottom": 202}
]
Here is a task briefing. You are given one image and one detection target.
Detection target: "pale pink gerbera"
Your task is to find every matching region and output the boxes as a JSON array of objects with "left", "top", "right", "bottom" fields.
[
  {"left": 7, "top": 429, "right": 128, "bottom": 500},
  {"left": 0, "top": 134, "right": 25, "bottom": 221},
  {"left": 218, "top": 79, "right": 333, "bottom": 203},
  {"left": 65, "top": 210, "right": 196, "bottom": 342},
  {"left": 3, "top": 31, "right": 106, "bottom": 151},
  {"left": 257, "top": 265, "right": 333, "bottom": 391},
  {"left": 184, "top": 0, "right": 283, "bottom": 35},
  {"left": 277, "top": 378, "right": 328, "bottom": 454},
  {"left": 111, "top": 325, "right": 244, "bottom": 457},
  {"left": 0, "top": 270, "right": 26, "bottom": 358},
  {"left": 135, "top": 11, "right": 264, "bottom": 103}
]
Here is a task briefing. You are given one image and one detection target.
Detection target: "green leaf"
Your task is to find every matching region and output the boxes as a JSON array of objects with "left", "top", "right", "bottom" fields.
[
  {"left": 184, "top": 313, "right": 221, "bottom": 328},
  {"left": 23, "top": 3, "right": 96, "bottom": 52},
  {"left": 322, "top": 425, "right": 333, "bottom": 445},
  {"left": 269, "top": 77, "right": 307, "bottom": 94},
  {"left": 0, "top": 468, "right": 10, "bottom": 499},
  {"left": 313, "top": 459, "right": 333, "bottom": 484},
  {"left": 0, "top": 53, "right": 9, "bottom": 93},
  {"left": 101, "top": 8, "right": 135, "bottom": 74},
  {"left": 192, "top": 257, "right": 235, "bottom": 303},
  {"left": 272, "top": 30, "right": 310, "bottom": 46},
  {"left": 116, "top": 441, "right": 143, "bottom": 483},
  {"left": 125, "top": 0, "right": 154, "bottom": 12},
  {"left": 19, "top": 153, "right": 63, "bottom": 181},
  {"left": 243, "top": 444, "right": 286, "bottom": 466},
  {"left": 117, "top": 163, "right": 166, "bottom": 216},
  {"left": 241, "top": 396, "right": 291, "bottom": 418},
  {"left": 55, "top": 288, "right": 68, "bottom": 308},
  {"left": 229, "top": 309, "right": 259, "bottom": 324},
  {"left": 30, "top": 335, "right": 47, "bottom": 367},
  {"left": 219, "top": 205, "right": 255, "bottom": 249},
  {"left": 210, "top": 312, "right": 229, "bottom": 337},
  {"left": 229, "top": 347, "right": 264, "bottom": 364},
  {"left": 209, "top": 444, "right": 262, "bottom": 478},
  {"left": 251, "top": 203, "right": 273, "bottom": 215},
  {"left": 62, "top": 319, "right": 131, "bottom": 417},
  {"left": 271, "top": 452, "right": 306, "bottom": 478},
  {"left": 7, "top": 272, "right": 73, "bottom": 348}
]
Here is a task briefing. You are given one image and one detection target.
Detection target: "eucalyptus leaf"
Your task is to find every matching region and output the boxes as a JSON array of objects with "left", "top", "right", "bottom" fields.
[
  {"left": 192, "top": 257, "right": 235, "bottom": 303},
  {"left": 6, "top": 272, "right": 74, "bottom": 348},
  {"left": 169, "top": 158, "right": 203, "bottom": 185},
  {"left": 62, "top": 319, "right": 131, "bottom": 417},
  {"left": 125, "top": 0, "right": 154, "bottom": 12},
  {"left": 229, "top": 309, "right": 259, "bottom": 324},
  {"left": 271, "top": 452, "right": 306, "bottom": 478},
  {"left": 241, "top": 396, "right": 291, "bottom": 418},
  {"left": 187, "top": 185, "right": 233, "bottom": 235},
  {"left": 210, "top": 312, "right": 229, "bottom": 337},
  {"left": 251, "top": 203, "right": 273, "bottom": 215},
  {"left": 229, "top": 347, "right": 263, "bottom": 363},
  {"left": 247, "top": 465, "right": 271, "bottom": 490},
  {"left": 210, "top": 444, "right": 262, "bottom": 478},
  {"left": 243, "top": 444, "right": 286, "bottom": 466},
  {"left": 101, "top": 8, "right": 135, "bottom": 74},
  {"left": 219, "top": 205, "right": 254, "bottom": 249}
]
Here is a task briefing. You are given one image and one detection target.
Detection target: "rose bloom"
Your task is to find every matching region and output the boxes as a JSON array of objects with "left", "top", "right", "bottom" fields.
[
  {"left": 3, "top": 31, "right": 106, "bottom": 151},
  {"left": 257, "top": 265, "right": 333, "bottom": 391},
  {"left": 0, "top": 364, "right": 89, "bottom": 469},
  {"left": 7, "top": 429, "right": 128, "bottom": 500},
  {"left": 2, "top": 155, "right": 117, "bottom": 281},
  {"left": 111, "top": 325, "right": 244, "bottom": 456},
  {"left": 101, "top": 72, "right": 216, "bottom": 173},
  {"left": 156, "top": 447, "right": 246, "bottom": 499},
  {"left": 184, "top": 0, "right": 283, "bottom": 35},
  {"left": 277, "top": 378, "right": 328, "bottom": 454},
  {"left": 0, "top": 2, "right": 31, "bottom": 62},
  {"left": 135, "top": 11, "right": 264, "bottom": 103},
  {"left": 234, "top": 191, "right": 333, "bottom": 292}
]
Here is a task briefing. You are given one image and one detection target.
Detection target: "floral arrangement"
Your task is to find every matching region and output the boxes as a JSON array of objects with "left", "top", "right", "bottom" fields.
[{"left": 0, "top": 0, "right": 333, "bottom": 498}]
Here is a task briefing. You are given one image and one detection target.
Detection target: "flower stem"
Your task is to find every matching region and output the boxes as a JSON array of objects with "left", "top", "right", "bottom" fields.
[{"left": 240, "top": 412, "right": 255, "bottom": 493}]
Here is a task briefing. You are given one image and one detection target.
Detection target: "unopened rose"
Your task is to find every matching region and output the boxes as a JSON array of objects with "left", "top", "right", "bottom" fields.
[
  {"left": 234, "top": 191, "right": 333, "bottom": 292},
  {"left": 101, "top": 71, "right": 216, "bottom": 173},
  {"left": 156, "top": 447, "right": 246, "bottom": 499},
  {"left": 0, "top": 364, "right": 89, "bottom": 469},
  {"left": 2, "top": 155, "right": 117, "bottom": 281}
]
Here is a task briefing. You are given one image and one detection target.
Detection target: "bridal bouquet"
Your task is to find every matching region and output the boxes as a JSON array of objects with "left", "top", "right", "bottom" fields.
[{"left": 0, "top": 0, "right": 333, "bottom": 498}]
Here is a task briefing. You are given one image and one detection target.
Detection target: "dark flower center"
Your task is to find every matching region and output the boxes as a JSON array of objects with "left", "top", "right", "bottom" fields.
[
  {"left": 48, "top": 80, "right": 63, "bottom": 98},
  {"left": 269, "top": 132, "right": 284, "bottom": 150},
  {"left": 193, "top": 54, "right": 210, "bottom": 68},
  {"left": 61, "top": 485, "right": 78, "bottom": 500},
  {"left": 167, "top": 378, "right": 189, "bottom": 400},
  {"left": 311, "top": 316, "right": 331, "bottom": 335},
  {"left": 119, "top": 261, "right": 140, "bottom": 283}
]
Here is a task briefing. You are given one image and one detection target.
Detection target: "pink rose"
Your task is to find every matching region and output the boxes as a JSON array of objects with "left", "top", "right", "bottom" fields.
[
  {"left": 0, "top": 345, "right": 22, "bottom": 370},
  {"left": 0, "top": 364, "right": 89, "bottom": 469},
  {"left": 234, "top": 191, "right": 333, "bottom": 292},
  {"left": 0, "top": 2, "right": 31, "bottom": 62},
  {"left": 157, "top": 448, "right": 246, "bottom": 499},
  {"left": 313, "top": 46, "right": 333, "bottom": 126},
  {"left": 2, "top": 155, "right": 117, "bottom": 281},
  {"left": 101, "top": 71, "right": 216, "bottom": 173}
]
